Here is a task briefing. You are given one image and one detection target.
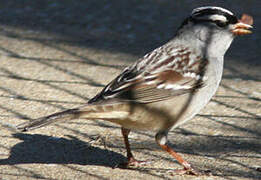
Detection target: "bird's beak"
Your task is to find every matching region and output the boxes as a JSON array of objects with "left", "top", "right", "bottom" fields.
[
  {"left": 232, "top": 22, "right": 253, "bottom": 35},
  {"left": 232, "top": 14, "right": 253, "bottom": 35}
]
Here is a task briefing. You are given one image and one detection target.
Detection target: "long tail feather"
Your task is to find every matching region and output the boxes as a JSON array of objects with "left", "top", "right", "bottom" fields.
[{"left": 16, "top": 108, "right": 81, "bottom": 132}]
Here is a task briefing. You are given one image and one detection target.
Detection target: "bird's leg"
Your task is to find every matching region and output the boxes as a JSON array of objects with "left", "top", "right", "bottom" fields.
[
  {"left": 155, "top": 131, "right": 201, "bottom": 175},
  {"left": 118, "top": 127, "right": 148, "bottom": 168},
  {"left": 122, "top": 127, "right": 135, "bottom": 163}
]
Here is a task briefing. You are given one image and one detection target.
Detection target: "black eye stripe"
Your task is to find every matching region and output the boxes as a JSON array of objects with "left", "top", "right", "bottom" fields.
[
  {"left": 190, "top": 18, "right": 228, "bottom": 28},
  {"left": 214, "top": 20, "right": 228, "bottom": 27},
  {"left": 178, "top": 8, "right": 238, "bottom": 30}
]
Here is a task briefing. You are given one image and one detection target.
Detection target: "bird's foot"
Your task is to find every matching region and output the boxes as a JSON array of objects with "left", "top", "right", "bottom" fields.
[
  {"left": 171, "top": 167, "right": 212, "bottom": 176},
  {"left": 115, "top": 157, "right": 151, "bottom": 169}
]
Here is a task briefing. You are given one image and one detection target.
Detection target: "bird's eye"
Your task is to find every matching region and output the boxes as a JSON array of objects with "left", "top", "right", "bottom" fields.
[{"left": 214, "top": 20, "right": 227, "bottom": 27}]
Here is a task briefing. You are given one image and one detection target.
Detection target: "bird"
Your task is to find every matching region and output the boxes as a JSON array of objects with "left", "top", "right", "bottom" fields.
[{"left": 17, "top": 6, "right": 253, "bottom": 175}]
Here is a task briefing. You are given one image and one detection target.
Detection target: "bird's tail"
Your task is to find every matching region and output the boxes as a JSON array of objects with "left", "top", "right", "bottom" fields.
[
  {"left": 16, "top": 108, "right": 83, "bottom": 132},
  {"left": 16, "top": 103, "right": 128, "bottom": 132}
]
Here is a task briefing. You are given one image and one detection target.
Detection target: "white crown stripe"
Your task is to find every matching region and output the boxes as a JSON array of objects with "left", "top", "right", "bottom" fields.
[
  {"left": 197, "top": 14, "right": 228, "bottom": 22},
  {"left": 192, "top": 6, "right": 234, "bottom": 16}
]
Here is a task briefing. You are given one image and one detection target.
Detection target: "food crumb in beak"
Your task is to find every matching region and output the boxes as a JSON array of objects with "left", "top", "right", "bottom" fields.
[
  {"left": 232, "top": 14, "right": 253, "bottom": 35},
  {"left": 239, "top": 14, "right": 253, "bottom": 26}
]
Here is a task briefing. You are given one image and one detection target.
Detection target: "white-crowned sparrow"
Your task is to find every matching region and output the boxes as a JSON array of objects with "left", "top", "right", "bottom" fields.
[{"left": 17, "top": 6, "right": 253, "bottom": 175}]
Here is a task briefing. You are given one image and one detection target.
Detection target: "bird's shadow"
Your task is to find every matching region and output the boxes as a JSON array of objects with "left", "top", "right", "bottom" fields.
[{"left": 0, "top": 133, "right": 125, "bottom": 167}]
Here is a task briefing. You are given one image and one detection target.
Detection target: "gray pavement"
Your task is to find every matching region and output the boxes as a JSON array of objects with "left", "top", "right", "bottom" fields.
[{"left": 0, "top": 1, "right": 260, "bottom": 179}]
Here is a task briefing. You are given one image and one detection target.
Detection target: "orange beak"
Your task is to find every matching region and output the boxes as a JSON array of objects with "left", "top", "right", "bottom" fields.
[{"left": 232, "top": 14, "right": 253, "bottom": 35}]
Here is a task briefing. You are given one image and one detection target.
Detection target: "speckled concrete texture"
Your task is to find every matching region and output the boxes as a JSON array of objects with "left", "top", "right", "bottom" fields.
[{"left": 0, "top": 1, "right": 260, "bottom": 180}]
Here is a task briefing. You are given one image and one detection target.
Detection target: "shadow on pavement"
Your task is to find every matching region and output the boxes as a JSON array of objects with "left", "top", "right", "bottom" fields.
[{"left": 0, "top": 133, "right": 124, "bottom": 168}]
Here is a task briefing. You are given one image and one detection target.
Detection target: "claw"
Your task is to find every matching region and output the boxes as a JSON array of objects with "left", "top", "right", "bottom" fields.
[
  {"left": 171, "top": 167, "right": 212, "bottom": 176},
  {"left": 115, "top": 157, "right": 151, "bottom": 169}
]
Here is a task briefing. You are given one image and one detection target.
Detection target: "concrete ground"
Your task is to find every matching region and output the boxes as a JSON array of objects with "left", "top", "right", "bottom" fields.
[{"left": 0, "top": 1, "right": 260, "bottom": 179}]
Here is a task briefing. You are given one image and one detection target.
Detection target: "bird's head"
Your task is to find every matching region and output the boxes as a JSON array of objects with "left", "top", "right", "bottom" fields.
[{"left": 177, "top": 6, "right": 253, "bottom": 56}]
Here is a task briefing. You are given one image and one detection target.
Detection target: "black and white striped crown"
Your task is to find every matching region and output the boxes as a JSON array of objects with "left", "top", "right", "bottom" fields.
[{"left": 191, "top": 6, "right": 238, "bottom": 24}]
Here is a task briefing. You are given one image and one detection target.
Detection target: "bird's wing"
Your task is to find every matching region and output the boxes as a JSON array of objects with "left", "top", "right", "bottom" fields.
[{"left": 88, "top": 45, "right": 208, "bottom": 104}]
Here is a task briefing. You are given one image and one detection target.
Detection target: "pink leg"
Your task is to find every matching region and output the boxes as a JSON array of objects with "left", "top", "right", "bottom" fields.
[
  {"left": 118, "top": 127, "right": 148, "bottom": 168},
  {"left": 156, "top": 132, "right": 210, "bottom": 175}
]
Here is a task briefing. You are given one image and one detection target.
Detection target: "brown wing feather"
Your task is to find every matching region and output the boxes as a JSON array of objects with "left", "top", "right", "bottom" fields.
[{"left": 88, "top": 46, "right": 207, "bottom": 104}]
